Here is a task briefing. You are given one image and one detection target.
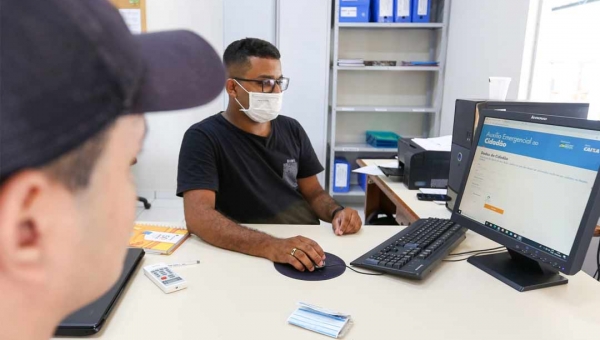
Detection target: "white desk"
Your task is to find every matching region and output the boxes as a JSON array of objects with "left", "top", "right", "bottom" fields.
[{"left": 56, "top": 224, "right": 600, "bottom": 340}]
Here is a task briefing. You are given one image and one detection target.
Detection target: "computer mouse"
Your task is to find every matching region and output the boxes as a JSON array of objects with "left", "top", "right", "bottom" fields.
[{"left": 313, "top": 260, "right": 326, "bottom": 270}]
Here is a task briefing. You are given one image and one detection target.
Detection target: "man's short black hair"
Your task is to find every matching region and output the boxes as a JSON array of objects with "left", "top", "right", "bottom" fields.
[
  {"left": 223, "top": 38, "right": 280, "bottom": 76},
  {"left": 42, "top": 123, "right": 112, "bottom": 192}
]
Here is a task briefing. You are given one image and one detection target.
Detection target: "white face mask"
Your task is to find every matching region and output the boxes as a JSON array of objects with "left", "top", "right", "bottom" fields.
[{"left": 234, "top": 79, "right": 283, "bottom": 123}]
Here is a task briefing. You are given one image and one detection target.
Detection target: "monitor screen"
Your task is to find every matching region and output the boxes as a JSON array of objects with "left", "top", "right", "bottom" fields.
[{"left": 457, "top": 116, "right": 600, "bottom": 262}]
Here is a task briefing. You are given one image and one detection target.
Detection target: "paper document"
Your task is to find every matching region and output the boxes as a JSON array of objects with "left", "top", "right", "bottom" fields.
[
  {"left": 419, "top": 188, "right": 447, "bottom": 195},
  {"left": 353, "top": 165, "right": 383, "bottom": 176},
  {"left": 119, "top": 9, "right": 142, "bottom": 34},
  {"left": 353, "top": 161, "right": 398, "bottom": 176},
  {"left": 143, "top": 231, "right": 185, "bottom": 244},
  {"left": 338, "top": 58, "right": 364, "bottom": 64},
  {"left": 411, "top": 135, "right": 452, "bottom": 151}
]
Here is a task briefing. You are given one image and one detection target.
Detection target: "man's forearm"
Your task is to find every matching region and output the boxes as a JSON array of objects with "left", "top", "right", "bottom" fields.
[
  {"left": 306, "top": 189, "right": 342, "bottom": 222},
  {"left": 187, "top": 208, "right": 277, "bottom": 259}
]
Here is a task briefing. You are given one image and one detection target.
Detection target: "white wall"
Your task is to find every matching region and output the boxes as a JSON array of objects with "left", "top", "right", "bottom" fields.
[
  {"left": 133, "top": 0, "right": 224, "bottom": 196},
  {"left": 223, "top": 0, "right": 276, "bottom": 44},
  {"left": 278, "top": 0, "right": 331, "bottom": 185},
  {"left": 439, "top": 0, "right": 531, "bottom": 135}
]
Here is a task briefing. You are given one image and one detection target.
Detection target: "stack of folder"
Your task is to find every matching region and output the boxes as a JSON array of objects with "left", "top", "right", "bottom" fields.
[{"left": 337, "top": 58, "right": 365, "bottom": 67}]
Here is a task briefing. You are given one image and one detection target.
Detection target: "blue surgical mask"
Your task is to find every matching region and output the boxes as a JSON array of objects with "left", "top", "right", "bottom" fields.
[{"left": 287, "top": 302, "right": 353, "bottom": 338}]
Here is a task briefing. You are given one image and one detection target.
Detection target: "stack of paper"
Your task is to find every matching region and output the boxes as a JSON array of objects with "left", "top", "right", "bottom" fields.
[
  {"left": 338, "top": 58, "right": 364, "bottom": 67},
  {"left": 288, "top": 302, "right": 353, "bottom": 338},
  {"left": 411, "top": 135, "right": 452, "bottom": 151},
  {"left": 129, "top": 221, "right": 189, "bottom": 255},
  {"left": 352, "top": 161, "right": 398, "bottom": 176}
]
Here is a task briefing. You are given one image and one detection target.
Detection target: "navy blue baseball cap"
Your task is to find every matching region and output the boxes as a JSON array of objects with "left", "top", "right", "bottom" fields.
[{"left": 1, "top": 0, "right": 225, "bottom": 181}]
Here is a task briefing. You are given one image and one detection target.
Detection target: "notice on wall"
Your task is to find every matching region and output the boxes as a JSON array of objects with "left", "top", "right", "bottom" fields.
[{"left": 119, "top": 9, "right": 142, "bottom": 34}]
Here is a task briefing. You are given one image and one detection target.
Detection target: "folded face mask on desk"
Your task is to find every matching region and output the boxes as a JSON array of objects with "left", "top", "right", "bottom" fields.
[
  {"left": 287, "top": 302, "right": 353, "bottom": 338},
  {"left": 234, "top": 79, "right": 283, "bottom": 123}
]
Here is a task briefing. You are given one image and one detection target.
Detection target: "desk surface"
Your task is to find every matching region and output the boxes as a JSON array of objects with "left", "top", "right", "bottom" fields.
[
  {"left": 58, "top": 224, "right": 600, "bottom": 340},
  {"left": 357, "top": 159, "right": 451, "bottom": 220}
]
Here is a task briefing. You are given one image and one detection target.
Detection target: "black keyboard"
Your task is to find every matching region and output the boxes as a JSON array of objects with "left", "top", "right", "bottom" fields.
[{"left": 351, "top": 218, "right": 466, "bottom": 280}]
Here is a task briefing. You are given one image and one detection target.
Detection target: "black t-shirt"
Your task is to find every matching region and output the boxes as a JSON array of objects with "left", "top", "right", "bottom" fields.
[{"left": 177, "top": 113, "right": 324, "bottom": 225}]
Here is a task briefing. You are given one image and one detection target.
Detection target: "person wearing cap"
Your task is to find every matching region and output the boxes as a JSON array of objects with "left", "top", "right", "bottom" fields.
[
  {"left": 177, "top": 38, "right": 362, "bottom": 273},
  {"left": 0, "top": 0, "right": 224, "bottom": 338}
]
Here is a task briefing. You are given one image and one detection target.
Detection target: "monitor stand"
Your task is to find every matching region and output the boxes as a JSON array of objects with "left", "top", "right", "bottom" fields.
[{"left": 467, "top": 249, "right": 568, "bottom": 292}]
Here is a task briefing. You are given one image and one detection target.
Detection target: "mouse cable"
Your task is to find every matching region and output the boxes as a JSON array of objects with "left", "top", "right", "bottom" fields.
[
  {"left": 448, "top": 246, "right": 505, "bottom": 257},
  {"left": 324, "top": 264, "right": 385, "bottom": 276},
  {"left": 443, "top": 250, "right": 507, "bottom": 262},
  {"left": 345, "top": 265, "right": 385, "bottom": 276}
]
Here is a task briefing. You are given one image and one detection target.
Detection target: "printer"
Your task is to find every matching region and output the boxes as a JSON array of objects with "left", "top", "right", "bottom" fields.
[{"left": 395, "top": 137, "right": 450, "bottom": 190}]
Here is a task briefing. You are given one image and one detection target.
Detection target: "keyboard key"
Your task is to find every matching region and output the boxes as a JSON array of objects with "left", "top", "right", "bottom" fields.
[{"left": 364, "top": 258, "right": 379, "bottom": 266}]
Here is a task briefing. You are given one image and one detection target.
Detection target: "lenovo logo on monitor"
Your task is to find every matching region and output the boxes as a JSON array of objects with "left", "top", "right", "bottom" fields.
[{"left": 530, "top": 116, "right": 548, "bottom": 121}]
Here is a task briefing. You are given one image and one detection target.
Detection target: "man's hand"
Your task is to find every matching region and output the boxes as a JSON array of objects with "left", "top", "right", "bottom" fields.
[
  {"left": 332, "top": 208, "right": 362, "bottom": 236},
  {"left": 267, "top": 236, "right": 326, "bottom": 272}
]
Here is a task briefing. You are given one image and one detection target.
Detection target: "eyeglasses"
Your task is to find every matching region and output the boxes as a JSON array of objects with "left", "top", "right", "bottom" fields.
[{"left": 234, "top": 77, "right": 290, "bottom": 93}]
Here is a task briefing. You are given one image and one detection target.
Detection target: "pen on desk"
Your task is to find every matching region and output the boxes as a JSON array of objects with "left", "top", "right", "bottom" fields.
[{"left": 167, "top": 260, "right": 200, "bottom": 267}]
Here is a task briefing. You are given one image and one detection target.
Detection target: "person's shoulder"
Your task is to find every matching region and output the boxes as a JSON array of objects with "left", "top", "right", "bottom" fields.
[
  {"left": 275, "top": 115, "right": 303, "bottom": 131},
  {"left": 187, "top": 113, "right": 224, "bottom": 133},
  {"left": 183, "top": 113, "right": 226, "bottom": 144}
]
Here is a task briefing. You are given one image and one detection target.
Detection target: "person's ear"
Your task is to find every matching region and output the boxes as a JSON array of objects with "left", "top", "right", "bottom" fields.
[
  {"left": 226, "top": 78, "right": 238, "bottom": 98},
  {"left": 0, "top": 170, "right": 52, "bottom": 283}
]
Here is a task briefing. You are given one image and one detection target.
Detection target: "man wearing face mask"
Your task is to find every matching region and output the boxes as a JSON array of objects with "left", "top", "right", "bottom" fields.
[{"left": 177, "top": 38, "right": 362, "bottom": 272}]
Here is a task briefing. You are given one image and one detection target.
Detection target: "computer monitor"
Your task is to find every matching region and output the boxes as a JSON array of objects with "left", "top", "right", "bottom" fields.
[
  {"left": 451, "top": 109, "right": 600, "bottom": 292},
  {"left": 448, "top": 100, "right": 589, "bottom": 211}
]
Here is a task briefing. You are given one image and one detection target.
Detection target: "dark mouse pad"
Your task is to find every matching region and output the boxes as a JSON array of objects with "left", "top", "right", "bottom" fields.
[{"left": 274, "top": 252, "right": 346, "bottom": 281}]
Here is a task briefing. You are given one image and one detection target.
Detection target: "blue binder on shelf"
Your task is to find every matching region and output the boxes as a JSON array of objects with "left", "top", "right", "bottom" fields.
[
  {"left": 394, "top": 0, "right": 411, "bottom": 22},
  {"left": 339, "top": 0, "right": 370, "bottom": 23},
  {"left": 333, "top": 158, "right": 351, "bottom": 193},
  {"left": 411, "top": 0, "right": 430, "bottom": 22},
  {"left": 371, "top": 0, "right": 394, "bottom": 23}
]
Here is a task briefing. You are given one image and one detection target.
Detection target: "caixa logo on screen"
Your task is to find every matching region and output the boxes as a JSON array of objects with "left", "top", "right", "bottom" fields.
[{"left": 583, "top": 146, "right": 600, "bottom": 154}]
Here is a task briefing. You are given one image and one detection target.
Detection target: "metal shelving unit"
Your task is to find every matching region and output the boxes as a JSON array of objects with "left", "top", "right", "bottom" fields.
[
  {"left": 337, "top": 65, "right": 441, "bottom": 71},
  {"left": 335, "top": 106, "right": 436, "bottom": 113},
  {"left": 334, "top": 143, "right": 399, "bottom": 153},
  {"left": 339, "top": 22, "right": 444, "bottom": 29},
  {"left": 328, "top": 0, "right": 450, "bottom": 199}
]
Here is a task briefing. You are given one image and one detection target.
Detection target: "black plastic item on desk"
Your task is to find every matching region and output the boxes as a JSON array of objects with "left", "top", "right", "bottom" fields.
[
  {"left": 379, "top": 166, "right": 404, "bottom": 179},
  {"left": 274, "top": 252, "right": 346, "bottom": 281},
  {"left": 351, "top": 218, "right": 466, "bottom": 280}
]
